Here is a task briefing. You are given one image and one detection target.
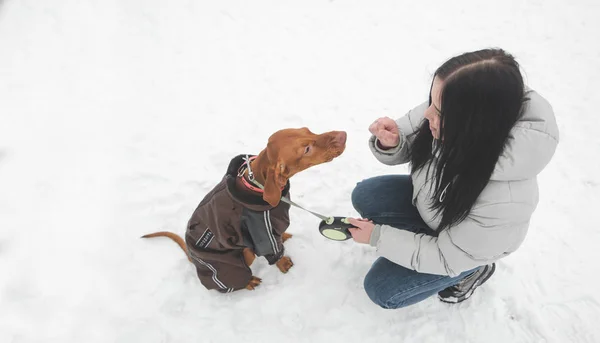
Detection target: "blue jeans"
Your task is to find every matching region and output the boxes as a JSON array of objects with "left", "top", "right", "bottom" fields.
[{"left": 351, "top": 175, "right": 477, "bottom": 309}]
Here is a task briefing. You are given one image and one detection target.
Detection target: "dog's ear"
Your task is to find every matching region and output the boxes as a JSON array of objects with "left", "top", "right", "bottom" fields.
[{"left": 263, "top": 161, "right": 286, "bottom": 207}]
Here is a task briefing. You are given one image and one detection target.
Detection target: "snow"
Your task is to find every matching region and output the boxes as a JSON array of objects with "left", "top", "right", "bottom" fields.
[{"left": 1, "top": 0, "right": 599, "bottom": 342}]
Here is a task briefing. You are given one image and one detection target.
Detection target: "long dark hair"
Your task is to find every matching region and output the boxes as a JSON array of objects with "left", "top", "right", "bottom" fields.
[{"left": 409, "top": 48, "right": 527, "bottom": 231}]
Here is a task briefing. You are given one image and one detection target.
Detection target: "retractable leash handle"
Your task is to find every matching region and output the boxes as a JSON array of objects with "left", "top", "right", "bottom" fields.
[
  {"left": 278, "top": 197, "right": 353, "bottom": 241},
  {"left": 318, "top": 216, "right": 353, "bottom": 241}
]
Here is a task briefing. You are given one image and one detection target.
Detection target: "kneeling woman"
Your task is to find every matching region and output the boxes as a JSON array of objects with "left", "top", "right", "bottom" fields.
[{"left": 348, "top": 48, "right": 559, "bottom": 308}]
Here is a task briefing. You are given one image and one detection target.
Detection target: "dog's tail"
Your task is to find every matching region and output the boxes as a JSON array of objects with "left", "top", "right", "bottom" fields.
[{"left": 141, "top": 231, "right": 192, "bottom": 262}]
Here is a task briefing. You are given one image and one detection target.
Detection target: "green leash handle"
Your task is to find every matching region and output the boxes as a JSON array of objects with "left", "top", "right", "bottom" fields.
[{"left": 318, "top": 217, "right": 353, "bottom": 241}]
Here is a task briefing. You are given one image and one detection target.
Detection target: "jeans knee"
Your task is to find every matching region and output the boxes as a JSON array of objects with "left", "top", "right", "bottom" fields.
[
  {"left": 351, "top": 185, "right": 362, "bottom": 213},
  {"left": 363, "top": 263, "right": 420, "bottom": 310},
  {"left": 351, "top": 180, "right": 369, "bottom": 215},
  {"left": 363, "top": 270, "right": 396, "bottom": 309}
]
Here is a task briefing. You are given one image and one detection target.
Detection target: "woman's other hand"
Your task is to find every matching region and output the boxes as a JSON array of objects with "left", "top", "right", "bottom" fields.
[{"left": 369, "top": 117, "right": 400, "bottom": 148}]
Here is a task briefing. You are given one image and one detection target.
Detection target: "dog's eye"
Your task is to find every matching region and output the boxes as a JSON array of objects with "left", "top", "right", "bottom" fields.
[{"left": 304, "top": 146, "right": 311, "bottom": 154}]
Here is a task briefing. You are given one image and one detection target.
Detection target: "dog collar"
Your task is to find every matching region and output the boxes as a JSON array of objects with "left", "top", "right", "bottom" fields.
[
  {"left": 240, "top": 173, "right": 264, "bottom": 193},
  {"left": 237, "top": 155, "right": 286, "bottom": 193},
  {"left": 237, "top": 156, "right": 266, "bottom": 193}
]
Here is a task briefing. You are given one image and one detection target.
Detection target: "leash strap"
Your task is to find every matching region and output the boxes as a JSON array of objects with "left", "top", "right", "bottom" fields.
[
  {"left": 279, "top": 195, "right": 330, "bottom": 221},
  {"left": 242, "top": 155, "right": 331, "bottom": 222}
]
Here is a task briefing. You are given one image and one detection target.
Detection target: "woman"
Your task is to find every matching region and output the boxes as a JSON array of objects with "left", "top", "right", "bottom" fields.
[{"left": 347, "top": 49, "right": 559, "bottom": 309}]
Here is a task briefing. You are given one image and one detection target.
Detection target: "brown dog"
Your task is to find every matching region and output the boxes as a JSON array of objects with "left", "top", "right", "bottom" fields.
[{"left": 142, "top": 128, "right": 346, "bottom": 292}]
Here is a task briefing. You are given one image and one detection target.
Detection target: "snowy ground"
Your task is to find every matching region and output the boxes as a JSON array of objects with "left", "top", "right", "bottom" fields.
[{"left": 1, "top": 0, "right": 599, "bottom": 342}]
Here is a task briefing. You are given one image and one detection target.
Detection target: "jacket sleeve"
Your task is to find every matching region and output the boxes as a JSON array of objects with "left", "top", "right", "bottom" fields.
[
  {"left": 370, "top": 202, "right": 533, "bottom": 276},
  {"left": 264, "top": 201, "right": 291, "bottom": 264},
  {"left": 368, "top": 101, "right": 428, "bottom": 166}
]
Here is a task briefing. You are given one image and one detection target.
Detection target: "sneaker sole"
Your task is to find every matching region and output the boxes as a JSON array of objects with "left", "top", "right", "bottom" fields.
[{"left": 438, "top": 264, "right": 496, "bottom": 304}]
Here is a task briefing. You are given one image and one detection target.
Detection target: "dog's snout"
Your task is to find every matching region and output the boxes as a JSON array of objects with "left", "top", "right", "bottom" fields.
[{"left": 335, "top": 131, "right": 347, "bottom": 146}]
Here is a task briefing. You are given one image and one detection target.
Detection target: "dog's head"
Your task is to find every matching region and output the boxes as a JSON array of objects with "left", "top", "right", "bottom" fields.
[{"left": 262, "top": 127, "right": 346, "bottom": 207}]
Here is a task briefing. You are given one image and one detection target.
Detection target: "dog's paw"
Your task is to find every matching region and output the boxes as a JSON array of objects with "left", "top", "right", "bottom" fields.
[
  {"left": 245, "top": 276, "right": 262, "bottom": 290},
  {"left": 282, "top": 232, "right": 293, "bottom": 242},
  {"left": 276, "top": 256, "right": 294, "bottom": 273}
]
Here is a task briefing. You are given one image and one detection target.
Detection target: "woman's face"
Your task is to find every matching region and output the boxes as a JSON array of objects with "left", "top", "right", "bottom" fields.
[{"left": 424, "top": 77, "right": 443, "bottom": 139}]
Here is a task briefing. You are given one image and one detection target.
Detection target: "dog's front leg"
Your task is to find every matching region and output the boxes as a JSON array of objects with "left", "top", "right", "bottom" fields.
[
  {"left": 275, "top": 256, "right": 294, "bottom": 273},
  {"left": 275, "top": 232, "right": 294, "bottom": 273}
]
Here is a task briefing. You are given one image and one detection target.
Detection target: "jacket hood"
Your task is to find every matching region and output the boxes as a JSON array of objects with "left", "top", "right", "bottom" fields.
[{"left": 490, "top": 90, "right": 559, "bottom": 181}]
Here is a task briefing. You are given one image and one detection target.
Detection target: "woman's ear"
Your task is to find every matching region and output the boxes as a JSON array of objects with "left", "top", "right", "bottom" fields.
[{"left": 263, "top": 161, "right": 286, "bottom": 207}]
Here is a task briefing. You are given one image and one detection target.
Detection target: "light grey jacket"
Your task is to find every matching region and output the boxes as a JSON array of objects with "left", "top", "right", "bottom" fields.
[{"left": 368, "top": 89, "right": 559, "bottom": 276}]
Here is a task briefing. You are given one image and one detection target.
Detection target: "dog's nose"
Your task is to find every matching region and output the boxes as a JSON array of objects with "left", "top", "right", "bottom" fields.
[{"left": 335, "top": 131, "right": 347, "bottom": 145}]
